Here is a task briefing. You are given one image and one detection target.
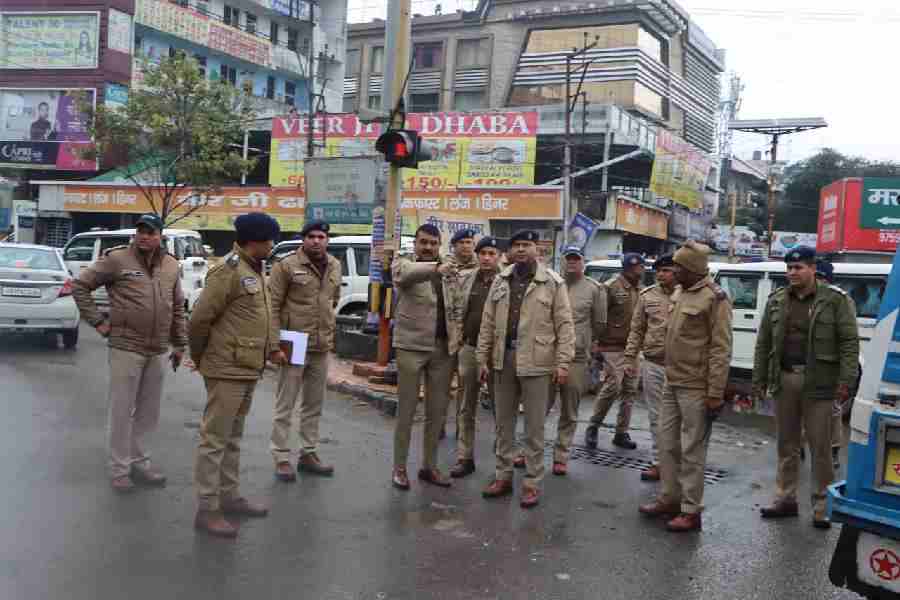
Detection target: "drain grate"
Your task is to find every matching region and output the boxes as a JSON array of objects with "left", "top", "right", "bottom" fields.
[{"left": 562, "top": 445, "right": 728, "bottom": 485}]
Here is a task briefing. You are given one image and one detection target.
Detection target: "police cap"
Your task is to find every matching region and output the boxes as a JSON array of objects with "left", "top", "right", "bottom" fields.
[
  {"left": 451, "top": 229, "right": 476, "bottom": 245},
  {"left": 622, "top": 253, "right": 645, "bottom": 268},
  {"left": 509, "top": 229, "right": 539, "bottom": 244},
  {"left": 135, "top": 213, "right": 164, "bottom": 232},
  {"left": 654, "top": 254, "right": 675, "bottom": 268},
  {"left": 784, "top": 245, "right": 816, "bottom": 264},
  {"left": 816, "top": 259, "right": 834, "bottom": 283},
  {"left": 475, "top": 236, "right": 501, "bottom": 253},
  {"left": 300, "top": 220, "right": 329, "bottom": 238},
  {"left": 562, "top": 245, "right": 584, "bottom": 258},
  {"left": 234, "top": 212, "right": 280, "bottom": 242}
]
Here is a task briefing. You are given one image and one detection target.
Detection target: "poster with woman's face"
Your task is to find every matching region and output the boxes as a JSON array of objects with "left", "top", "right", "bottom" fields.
[{"left": 1, "top": 13, "right": 99, "bottom": 69}]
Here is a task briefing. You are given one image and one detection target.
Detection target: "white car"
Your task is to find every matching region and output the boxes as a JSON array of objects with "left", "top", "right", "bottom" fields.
[
  {"left": 62, "top": 228, "right": 209, "bottom": 313},
  {"left": 0, "top": 243, "right": 80, "bottom": 348}
]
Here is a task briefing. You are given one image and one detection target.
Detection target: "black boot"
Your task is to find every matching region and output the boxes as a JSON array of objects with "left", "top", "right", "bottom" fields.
[
  {"left": 613, "top": 432, "right": 637, "bottom": 450},
  {"left": 585, "top": 424, "right": 599, "bottom": 449}
]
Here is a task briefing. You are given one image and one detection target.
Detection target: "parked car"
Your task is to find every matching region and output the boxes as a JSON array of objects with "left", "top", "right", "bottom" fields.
[
  {"left": 269, "top": 235, "right": 415, "bottom": 319},
  {"left": 0, "top": 243, "right": 80, "bottom": 348},
  {"left": 585, "top": 258, "right": 724, "bottom": 287},
  {"left": 62, "top": 228, "right": 209, "bottom": 312}
]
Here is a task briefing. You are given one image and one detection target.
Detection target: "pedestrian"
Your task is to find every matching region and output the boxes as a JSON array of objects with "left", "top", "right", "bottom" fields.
[
  {"left": 756, "top": 247, "right": 859, "bottom": 529},
  {"left": 549, "top": 246, "right": 606, "bottom": 476},
  {"left": 268, "top": 221, "right": 341, "bottom": 482},
  {"left": 639, "top": 240, "right": 732, "bottom": 532},
  {"left": 391, "top": 224, "right": 457, "bottom": 490},
  {"left": 72, "top": 213, "right": 186, "bottom": 492},
  {"left": 449, "top": 236, "right": 503, "bottom": 478},
  {"left": 585, "top": 253, "right": 644, "bottom": 450},
  {"left": 190, "top": 212, "right": 281, "bottom": 538},
  {"left": 623, "top": 253, "right": 679, "bottom": 482},
  {"left": 477, "top": 230, "right": 575, "bottom": 508}
]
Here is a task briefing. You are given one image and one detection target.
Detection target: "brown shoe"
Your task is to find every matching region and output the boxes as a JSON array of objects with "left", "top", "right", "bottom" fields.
[
  {"left": 640, "top": 465, "right": 660, "bottom": 482},
  {"left": 513, "top": 454, "right": 526, "bottom": 469},
  {"left": 418, "top": 467, "right": 451, "bottom": 488},
  {"left": 111, "top": 475, "right": 136, "bottom": 493},
  {"left": 638, "top": 501, "right": 681, "bottom": 518},
  {"left": 450, "top": 459, "right": 476, "bottom": 479},
  {"left": 194, "top": 510, "right": 238, "bottom": 538},
  {"left": 520, "top": 487, "right": 540, "bottom": 509},
  {"left": 667, "top": 512, "right": 702, "bottom": 532},
  {"left": 298, "top": 453, "right": 334, "bottom": 476},
  {"left": 760, "top": 500, "right": 799, "bottom": 519},
  {"left": 130, "top": 465, "right": 167, "bottom": 487},
  {"left": 275, "top": 462, "right": 296, "bottom": 482},
  {"left": 482, "top": 479, "right": 514, "bottom": 498},
  {"left": 813, "top": 509, "right": 832, "bottom": 529},
  {"left": 392, "top": 467, "right": 410, "bottom": 490},
  {"left": 552, "top": 462, "right": 568, "bottom": 476},
  {"left": 221, "top": 497, "right": 269, "bottom": 518}
]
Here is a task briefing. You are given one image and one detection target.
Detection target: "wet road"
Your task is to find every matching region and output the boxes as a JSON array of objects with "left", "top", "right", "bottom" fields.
[{"left": 0, "top": 326, "right": 863, "bottom": 599}]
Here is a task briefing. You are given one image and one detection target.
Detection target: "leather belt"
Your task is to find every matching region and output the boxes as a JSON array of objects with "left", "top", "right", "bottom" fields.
[{"left": 782, "top": 364, "right": 806, "bottom": 374}]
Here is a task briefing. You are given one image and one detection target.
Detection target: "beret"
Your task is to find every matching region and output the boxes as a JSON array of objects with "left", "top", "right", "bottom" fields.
[
  {"left": 785, "top": 245, "right": 815, "bottom": 263},
  {"left": 234, "top": 212, "right": 280, "bottom": 241},
  {"left": 135, "top": 214, "right": 164, "bottom": 231},
  {"left": 509, "top": 229, "right": 539, "bottom": 244},
  {"left": 300, "top": 220, "right": 329, "bottom": 237},
  {"left": 451, "top": 229, "right": 475, "bottom": 245},
  {"left": 654, "top": 254, "right": 675, "bottom": 268},
  {"left": 475, "top": 236, "right": 501, "bottom": 252},
  {"left": 622, "top": 253, "right": 645, "bottom": 267}
]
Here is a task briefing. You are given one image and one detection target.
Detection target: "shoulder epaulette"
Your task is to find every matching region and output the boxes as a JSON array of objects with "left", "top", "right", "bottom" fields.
[
  {"left": 103, "top": 245, "right": 129, "bottom": 257},
  {"left": 225, "top": 253, "right": 240, "bottom": 268},
  {"left": 768, "top": 286, "right": 785, "bottom": 298},
  {"left": 705, "top": 280, "right": 728, "bottom": 301},
  {"left": 640, "top": 284, "right": 658, "bottom": 296},
  {"left": 547, "top": 269, "right": 564, "bottom": 284},
  {"left": 828, "top": 284, "right": 848, "bottom": 296}
]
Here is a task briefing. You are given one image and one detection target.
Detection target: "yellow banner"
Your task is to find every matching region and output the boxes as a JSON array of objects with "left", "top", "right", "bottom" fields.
[{"left": 649, "top": 130, "right": 713, "bottom": 211}]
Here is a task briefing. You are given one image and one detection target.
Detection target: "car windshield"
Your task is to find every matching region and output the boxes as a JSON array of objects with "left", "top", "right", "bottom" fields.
[{"left": 0, "top": 247, "right": 62, "bottom": 271}]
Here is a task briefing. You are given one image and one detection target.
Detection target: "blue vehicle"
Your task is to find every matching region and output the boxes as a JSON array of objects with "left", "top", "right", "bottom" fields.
[{"left": 829, "top": 249, "right": 900, "bottom": 598}]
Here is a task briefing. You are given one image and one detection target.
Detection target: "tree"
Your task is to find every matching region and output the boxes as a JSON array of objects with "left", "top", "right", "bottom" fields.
[{"left": 79, "top": 54, "right": 257, "bottom": 226}]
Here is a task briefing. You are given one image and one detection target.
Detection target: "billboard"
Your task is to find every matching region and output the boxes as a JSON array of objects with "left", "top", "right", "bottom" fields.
[
  {"left": 860, "top": 177, "right": 900, "bottom": 229},
  {"left": 1, "top": 12, "right": 99, "bottom": 69},
  {"left": 649, "top": 129, "right": 713, "bottom": 210},
  {"left": 269, "top": 112, "right": 538, "bottom": 189},
  {"left": 0, "top": 89, "right": 95, "bottom": 170},
  {"left": 770, "top": 231, "right": 817, "bottom": 258},
  {"left": 818, "top": 178, "right": 899, "bottom": 254},
  {"left": 107, "top": 9, "right": 133, "bottom": 55},
  {"left": 615, "top": 198, "right": 668, "bottom": 240},
  {"left": 304, "top": 156, "right": 378, "bottom": 225}
]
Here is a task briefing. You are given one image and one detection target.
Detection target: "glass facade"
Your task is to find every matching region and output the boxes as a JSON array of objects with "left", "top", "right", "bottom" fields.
[{"left": 453, "top": 90, "right": 485, "bottom": 111}]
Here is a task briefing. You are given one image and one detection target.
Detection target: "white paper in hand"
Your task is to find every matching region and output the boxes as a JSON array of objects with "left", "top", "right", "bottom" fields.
[{"left": 279, "top": 330, "right": 309, "bottom": 365}]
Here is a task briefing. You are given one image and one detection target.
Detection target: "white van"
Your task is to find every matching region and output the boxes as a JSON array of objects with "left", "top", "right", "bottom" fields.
[
  {"left": 714, "top": 261, "right": 890, "bottom": 381},
  {"left": 62, "top": 228, "right": 209, "bottom": 312},
  {"left": 585, "top": 258, "right": 723, "bottom": 287},
  {"left": 269, "top": 235, "right": 415, "bottom": 319}
]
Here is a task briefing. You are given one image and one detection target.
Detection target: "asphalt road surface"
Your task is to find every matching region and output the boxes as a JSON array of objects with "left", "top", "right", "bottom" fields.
[{"left": 0, "top": 325, "right": 864, "bottom": 599}]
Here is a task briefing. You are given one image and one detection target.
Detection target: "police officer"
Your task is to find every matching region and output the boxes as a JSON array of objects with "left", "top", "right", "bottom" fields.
[
  {"left": 624, "top": 254, "right": 679, "bottom": 482},
  {"left": 639, "top": 240, "right": 732, "bottom": 532},
  {"left": 477, "top": 230, "right": 575, "bottom": 508},
  {"left": 585, "top": 253, "right": 644, "bottom": 450},
  {"left": 446, "top": 228, "right": 479, "bottom": 276},
  {"left": 449, "top": 236, "right": 503, "bottom": 478},
  {"left": 268, "top": 221, "right": 341, "bottom": 481},
  {"left": 391, "top": 224, "right": 457, "bottom": 490},
  {"left": 72, "top": 213, "right": 186, "bottom": 492},
  {"left": 190, "top": 212, "right": 281, "bottom": 538},
  {"left": 550, "top": 246, "right": 606, "bottom": 476},
  {"left": 756, "top": 247, "right": 859, "bottom": 529}
]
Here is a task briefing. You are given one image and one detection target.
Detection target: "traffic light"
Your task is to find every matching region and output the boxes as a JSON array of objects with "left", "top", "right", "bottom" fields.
[{"left": 375, "top": 129, "right": 432, "bottom": 169}]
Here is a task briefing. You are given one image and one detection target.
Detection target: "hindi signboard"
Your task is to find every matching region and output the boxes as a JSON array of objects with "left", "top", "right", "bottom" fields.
[
  {"left": 304, "top": 156, "right": 378, "bottom": 225},
  {"left": 649, "top": 130, "right": 712, "bottom": 210},
  {"left": 1, "top": 12, "right": 99, "bottom": 69}
]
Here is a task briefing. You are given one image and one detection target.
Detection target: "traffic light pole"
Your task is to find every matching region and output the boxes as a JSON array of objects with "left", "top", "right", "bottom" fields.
[{"left": 377, "top": 0, "right": 411, "bottom": 366}]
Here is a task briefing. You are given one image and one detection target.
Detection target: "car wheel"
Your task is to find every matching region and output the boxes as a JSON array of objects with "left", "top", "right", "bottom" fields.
[{"left": 62, "top": 327, "right": 79, "bottom": 350}]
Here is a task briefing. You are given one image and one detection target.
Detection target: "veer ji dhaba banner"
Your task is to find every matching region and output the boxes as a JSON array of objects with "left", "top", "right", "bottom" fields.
[{"left": 269, "top": 112, "right": 538, "bottom": 190}]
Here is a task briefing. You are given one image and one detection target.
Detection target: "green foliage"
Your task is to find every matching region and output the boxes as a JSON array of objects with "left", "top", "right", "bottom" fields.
[{"left": 78, "top": 53, "right": 258, "bottom": 226}]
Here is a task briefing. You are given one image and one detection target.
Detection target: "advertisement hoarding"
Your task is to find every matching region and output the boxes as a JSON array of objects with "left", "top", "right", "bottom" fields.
[
  {"left": 269, "top": 112, "right": 538, "bottom": 190},
  {"left": 0, "top": 88, "right": 95, "bottom": 171},
  {"left": 770, "top": 231, "right": 818, "bottom": 258},
  {"left": 860, "top": 177, "right": 900, "bottom": 229},
  {"left": 615, "top": 198, "right": 668, "bottom": 240},
  {"left": 304, "top": 157, "right": 378, "bottom": 225},
  {"left": 107, "top": 9, "right": 133, "bottom": 55},
  {"left": 1, "top": 12, "right": 99, "bottom": 69},
  {"left": 818, "top": 178, "right": 900, "bottom": 254},
  {"left": 649, "top": 129, "right": 713, "bottom": 210}
]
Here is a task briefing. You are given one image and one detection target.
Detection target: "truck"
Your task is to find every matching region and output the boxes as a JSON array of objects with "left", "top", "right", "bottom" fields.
[{"left": 818, "top": 177, "right": 900, "bottom": 263}]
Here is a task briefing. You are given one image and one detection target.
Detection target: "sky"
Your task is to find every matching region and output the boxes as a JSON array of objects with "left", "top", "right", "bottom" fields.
[{"left": 347, "top": 0, "right": 899, "bottom": 164}]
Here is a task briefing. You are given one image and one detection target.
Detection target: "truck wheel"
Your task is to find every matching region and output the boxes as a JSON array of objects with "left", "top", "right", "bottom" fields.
[{"left": 62, "top": 327, "right": 79, "bottom": 350}]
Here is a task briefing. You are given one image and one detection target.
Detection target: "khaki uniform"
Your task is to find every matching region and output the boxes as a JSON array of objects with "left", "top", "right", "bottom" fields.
[
  {"left": 753, "top": 282, "right": 859, "bottom": 514},
  {"left": 591, "top": 274, "right": 640, "bottom": 433},
  {"left": 190, "top": 245, "right": 277, "bottom": 511},
  {"left": 624, "top": 284, "right": 679, "bottom": 457},
  {"left": 268, "top": 249, "right": 342, "bottom": 463},
  {"left": 391, "top": 254, "right": 456, "bottom": 470},
  {"left": 72, "top": 244, "right": 186, "bottom": 479},
  {"left": 554, "top": 276, "right": 606, "bottom": 463},
  {"left": 477, "top": 262, "right": 575, "bottom": 487},
  {"left": 658, "top": 276, "right": 732, "bottom": 515},
  {"left": 444, "top": 251, "right": 478, "bottom": 428}
]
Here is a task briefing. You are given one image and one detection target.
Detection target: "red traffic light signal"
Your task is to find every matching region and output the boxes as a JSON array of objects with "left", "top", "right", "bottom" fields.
[{"left": 376, "top": 129, "right": 431, "bottom": 169}]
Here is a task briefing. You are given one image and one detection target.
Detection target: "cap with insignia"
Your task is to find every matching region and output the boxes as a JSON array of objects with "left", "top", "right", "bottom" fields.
[
  {"left": 563, "top": 245, "right": 584, "bottom": 258},
  {"left": 654, "top": 253, "right": 675, "bottom": 268},
  {"left": 622, "top": 253, "right": 645, "bottom": 268},
  {"left": 509, "top": 229, "right": 539, "bottom": 244},
  {"left": 475, "top": 236, "right": 501, "bottom": 253},
  {"left": 135, "top": 213, "right": 164, "bottom": 231},
  {"left": 815, "top": 259, "right": 834, "bottom": 283},
  {"left": 300, "top": 220, "right": 329, "bottom": 238},
  {"left": 234, "top": 212, "right": 280, "bottom": 242},
  {"left": 785, "top": 245, "right": 815, "bottom": 264},
  {"left": 451, "top": 229, "right": 476, "bottom": 245}
]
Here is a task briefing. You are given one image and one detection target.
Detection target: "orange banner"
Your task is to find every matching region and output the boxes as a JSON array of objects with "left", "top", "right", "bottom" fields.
[
  {"left": 615, "top": 198, "right": 668, "bottom": 240},
  {"left": 399, "top": 188, "right": 563, "bottom": 220},
  {"left": 63, "top": 186, "right": 304, "bottom": 215}
]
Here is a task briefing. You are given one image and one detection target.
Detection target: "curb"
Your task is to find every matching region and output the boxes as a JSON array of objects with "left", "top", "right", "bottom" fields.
[{"left": 328, "top": 378, "right": 398, "bottom": 417}]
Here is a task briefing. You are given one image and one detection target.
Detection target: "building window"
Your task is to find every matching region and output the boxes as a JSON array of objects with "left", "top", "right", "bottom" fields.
[
  {"left": 345, "top": 48, "right": 361, "bottom": 77},
  {"left": 168, "top": 46, "right": 177, "bottom": 59},
  {"left": 634, "top": 82, "right": 663, "bottom": 117},
  {"left": 270, "top": 22, "right": 279, "bottom": 45},
  {"left": 285, "top": 82, "right": 296, "bottom": 106},
  {"left": 370, "top": 46, "right": 384, "bottom": 73},
  {"left": 526, "top": 25, "right": 639, "bottom": 54},
  {"left": 266, "top": 76, "right": 276, "bottom": 99},
  {"left": 453, "top": 90, "right": 484, "bottom": 111},
  {"left": 245, "top": 13, "right": 257, "bottom": 35},
  {"left": 410, "top": 93, "right": 439, "bottom": 112},
  {"left": 367, "top": 95, "right": 381, "bottom": 109},
  {"left": 638, "top": 28, "right": 664, "bottom": 63},
  {"left": 220, "top": 65, "right": 237, "bottom": 86},
  {"left": 224, "top": 5, "right": 240, "bottom": 28},
  {"left": 456, "top": 38, "right": 490, "bottom": 68},
  {"left": 413, "top": 42, "right": 442, "bottom": 70},
  {"left": 287, "top": 28, "right": 299, "bottom": 51},
  {"left": 342, "top": 96, "right": 357, "bottom": 113},
  {"left": 194, "top": 54, "right": 207, "bottom": 78}
]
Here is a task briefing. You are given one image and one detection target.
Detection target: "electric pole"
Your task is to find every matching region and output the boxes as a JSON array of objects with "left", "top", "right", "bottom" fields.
[{"left": 306, "top": 1, "right": 316, "bottom": 159}]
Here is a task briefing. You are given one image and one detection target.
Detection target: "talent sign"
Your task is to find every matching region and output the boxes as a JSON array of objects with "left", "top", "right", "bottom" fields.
[
  {"left": 269, "top": 112, "right": 538, "bottom": 189},
  {"left": 860, "top": 177, "right": 900, "bottom": 230},
  {"left": 649, "top": 130, "right": 712, "bottom": 210},
  {"left": 1, "top": 12, "right": 99, "bottom": 69},
  {"left": 304, "top": 157, "right": 378, "bottom": 225}
]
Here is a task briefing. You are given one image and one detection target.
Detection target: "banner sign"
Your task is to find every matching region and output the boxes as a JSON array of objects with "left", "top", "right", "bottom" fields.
[
  {"left": 615, "top": 198, "right": 668, "bottom": 240},
  {"left": 107, "top": 9, "right": 133, "bottom": 55},
  {"left": 305, "top": 156, "right": 378, "bottom": 225},
  {"left": 771, "top": 231, "right": 818, "bottom": 258},
  {"left": 649, "top": 130, "right": 712, "bottom": 210},
  {"left": 860, "top": 177, "right": 900, "bottom": 230},
  {"left": 400, "top": 188, "right": 562, "bottom": 220},
  {"left": 1, "top": 12, "right": 99, "bottom": 69},
  {"left": 0, "top": 89, "right": 95, "bottom": 170},
  {"left": 567, "top": 212, "right": 598, "bottom": 251},
  {"left": 269, "top": 112, "right": 538, "bottom": 189},
  {"left": 417, "top": 211, "right": 490, "bottom": 256}
]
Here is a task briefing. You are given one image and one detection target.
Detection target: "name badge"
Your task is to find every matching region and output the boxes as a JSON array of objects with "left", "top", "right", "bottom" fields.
[{"left": 241, "top": 276, "right": 260, "bottom": 294}]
